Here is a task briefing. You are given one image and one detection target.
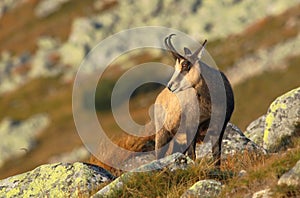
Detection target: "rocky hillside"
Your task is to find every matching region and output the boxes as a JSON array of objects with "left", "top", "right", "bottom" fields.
[
  {"left": 0, "top": 0, "right": 299, "bottom": 196},
  {"left": 0, "top": 87, "right": 300, "bottom": 197}
]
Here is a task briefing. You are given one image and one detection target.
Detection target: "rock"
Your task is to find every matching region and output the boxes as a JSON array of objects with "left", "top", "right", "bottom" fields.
[
  {"left": 0, "top": 114, "right": 50, "bottom": 168},
  {"left": 0, "top": 51, "right": 27, "bottom": 95},
  {"left": 34, "top": 0, "right": 71, "bottom": 18},
  {"left": 181, "top": 179, "right": 222, "bottom": 198},
  {"left": 263, "top": 87, "right": 300, "bottom": 152},
  {"left": 29, "top": 37, "right": 62, "bottom": 78},
  {"left": 58, "top": 42, "right": 85, "bottom": 69},
  {"left": 132, "top": 152, "right": 194, "bottom": 172},
  {"left": 223, "top": 123, "right": 266, "bottom": 155},
  {"left": 0, "top": 0, "right": 23, "bottom": 19},
  {"left": 238, "top": 170, "right": 247, "bottom": 178},
  {"left": 278, "top": 159, "right": 300, "bottom": 186},
  {"left": 119, "top": 152, "right": 156, "bottom": 171},
  {"left": 196, "top": 123, "right": 266, "bottom": 159},
  {"left": 244, "top": 115, "right": 266, "bottom": 146},
  {"left": 0, "top": 162, "right": 115, "bottom": 197},
  {"left": 93, "top": 153, "right": 193, "bottom": 197},
  {"left": 48, "top": 146, "right": 90, "bottom": 164},
  {"left": 252, "top": 188, "right": 272, "bottom": 198}
]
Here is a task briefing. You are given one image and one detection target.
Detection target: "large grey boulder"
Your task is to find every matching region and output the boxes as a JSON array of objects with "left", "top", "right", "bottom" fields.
[
  {"left": 263, "top": 87, "right": 300, "bottom": 152},
  {"left": 278, "top": 159, "right": 300, "bottom": 186},
  {"left": 0, "top": 114, "right": 50, "bottom": 168},
  {"left": 243, "top": 87, "right": 300, "bottom": 153},
  {"left": 196, "top": 123, "right": 266, "bottom": 159},
  {"left": 181, "top": 179, "right": 222, "bottom": 198},
  {"left": 0, "top": 162, "right": 114, "bottom": 197}
]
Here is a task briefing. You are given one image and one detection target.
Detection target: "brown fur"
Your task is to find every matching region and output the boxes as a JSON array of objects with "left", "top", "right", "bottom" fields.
[{"left": 155, "top": 58, "right": 234, "bottom": 166}]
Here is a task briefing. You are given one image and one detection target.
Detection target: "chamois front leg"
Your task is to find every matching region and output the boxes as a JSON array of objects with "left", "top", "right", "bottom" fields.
[
  {"left": 186, "top": 138, "right": 197, "bottom": 160},
  {"left": 155, "top": 128, "right": 173, "bottom": 160}
]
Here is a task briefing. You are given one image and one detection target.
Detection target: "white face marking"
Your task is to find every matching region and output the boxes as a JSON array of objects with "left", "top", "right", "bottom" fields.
[
  {"left": 167, "top": 59, "right": 200, "bottom": 93},
  {"left": 175, "top": 59, "right": 183, "bottom": 71}
]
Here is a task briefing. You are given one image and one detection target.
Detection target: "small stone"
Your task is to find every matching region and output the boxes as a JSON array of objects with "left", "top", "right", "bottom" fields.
[
  {"left": 181, "top": 179, "right": 222, "bottom": 198},
  {"left": 252, "top": 188, "right": 272, "bottom": 198},
  {"left": 238, "top": 170, "right": 247, "bottom": 177},
  {"left": 278, "top": 159, "right": 300, "bottom": 186}
]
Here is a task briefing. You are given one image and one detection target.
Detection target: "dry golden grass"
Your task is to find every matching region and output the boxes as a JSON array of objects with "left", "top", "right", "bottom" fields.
[
  {"left": 221, "top": 138, "right": 300, "bottom": 197},
  {"left": 99, "top": 138, "right": 300, "bottom": 198}
]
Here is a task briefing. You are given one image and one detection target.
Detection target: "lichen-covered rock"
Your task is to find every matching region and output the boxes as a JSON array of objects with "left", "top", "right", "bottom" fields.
[
  {"left": 29, "top": 37, "right": 62, "bottom": 78},
  {"left": 196, "top": 123, "right": 266, "bottom": 159},
  {"left": 93, "top": 153, "right": 193, "bottom": 197},
  {"left": 244, "top": 115, "right": 266, "bottom": 146},
  {"left": 278, "top": 159, "right": 300, "bottom": 186},
  {"left": 181, "top": 179, "right": 222, "bottom": 198},
  {"left": 263, "top": 87, "right": 300, "bottom": 152},
  {"left": 252, "top": 188, "right": 272, "bottom": 198},
  {"left": 0, "top": 114, "right": 50, "bottom": 168},
  {"left": 222, "top": 123, "right": 266, "bottom": 155},
  {"left": 0, "top": 162, "right": 115, "bottom": 197},
  {"left": 0, "top": 51, "right": 30, "bottom": 95}
]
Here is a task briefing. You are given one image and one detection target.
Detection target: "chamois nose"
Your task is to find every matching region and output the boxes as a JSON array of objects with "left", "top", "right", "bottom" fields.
[{"left": 167, "top": 83, "right": 173, "bottom": 91}]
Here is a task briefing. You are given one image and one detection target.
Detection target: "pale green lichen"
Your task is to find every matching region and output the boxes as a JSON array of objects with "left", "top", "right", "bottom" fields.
[
  {"left": 263, "top": 102, "right": 287, "bottom": 144},
  {"left": 263, "top": 87, "right": 300, "bottom": 146},
  {"left": 0, "top": 162, "right": 114, "bottom": 198}
]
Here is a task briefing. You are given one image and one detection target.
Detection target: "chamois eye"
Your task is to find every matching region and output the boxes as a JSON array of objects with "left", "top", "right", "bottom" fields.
[{"left": 181, "top": 60, "right": 191, "bottom": 71}]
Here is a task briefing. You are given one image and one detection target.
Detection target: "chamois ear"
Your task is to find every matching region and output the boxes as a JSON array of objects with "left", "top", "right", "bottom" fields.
[
  {"left": 184, "top": 47, "right": 192, "bottom": 56},
  {"left": 190, "top": 39, "right": 207, "bottom": 63}
]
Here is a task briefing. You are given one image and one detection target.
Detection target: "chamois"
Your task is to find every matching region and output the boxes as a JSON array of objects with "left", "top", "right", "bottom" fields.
[{"left": 155, "top": 34, "right": 234, "bottom": 166}]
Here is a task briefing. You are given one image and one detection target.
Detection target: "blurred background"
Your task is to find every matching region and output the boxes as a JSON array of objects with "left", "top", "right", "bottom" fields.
[{"left": 0, "top": 0, "right": 299, "bottom": 179}]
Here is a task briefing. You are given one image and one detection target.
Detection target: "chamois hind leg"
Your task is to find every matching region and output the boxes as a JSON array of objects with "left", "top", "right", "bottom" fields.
[
  {"left": 155, "top": 128, "right": 173, "bottom": 160},
  {"left": 212, "top": 122, "right": 227, "bottom": 167}
]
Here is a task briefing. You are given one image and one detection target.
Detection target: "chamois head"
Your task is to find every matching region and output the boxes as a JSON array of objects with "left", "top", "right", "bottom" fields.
[{"left": 165, "top": 34, "right": 207, "bottom": 93}]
